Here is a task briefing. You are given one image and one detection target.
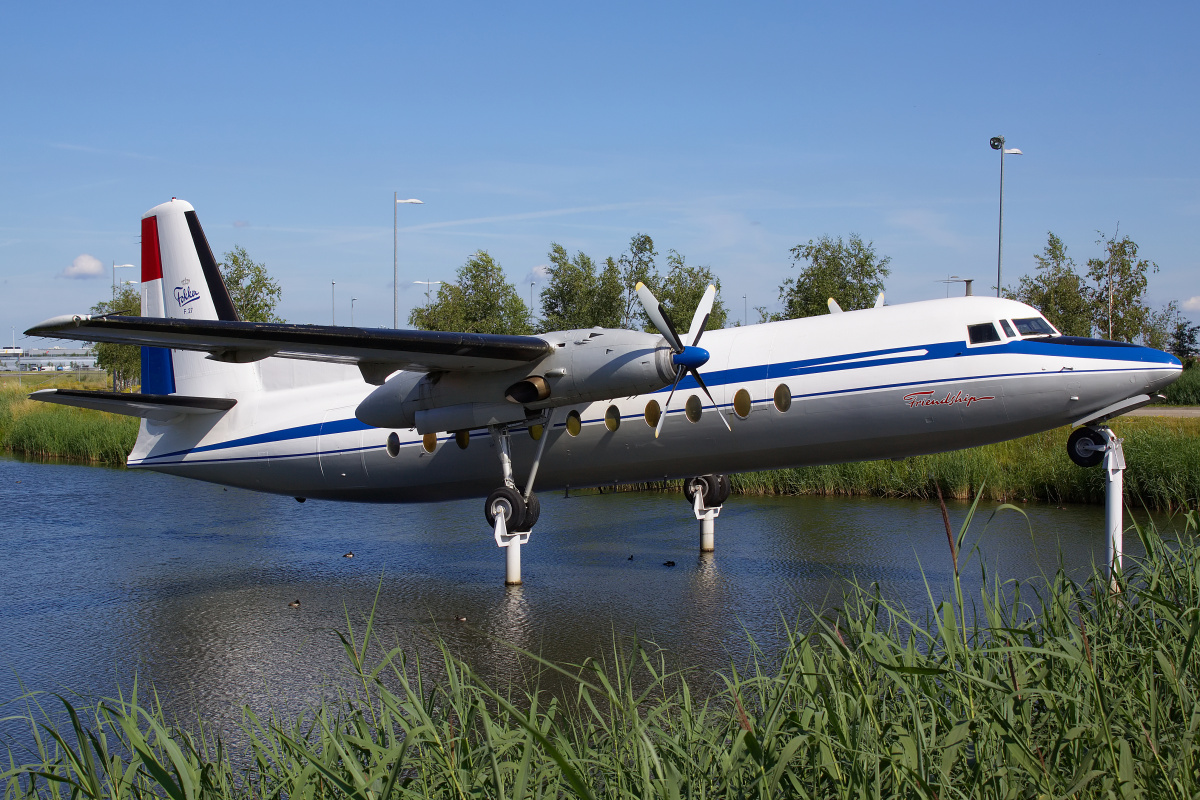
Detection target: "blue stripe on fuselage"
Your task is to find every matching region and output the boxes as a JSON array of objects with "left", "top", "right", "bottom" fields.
[{"left": 133, "top": 337, "right": 1176, "bottom": 464}]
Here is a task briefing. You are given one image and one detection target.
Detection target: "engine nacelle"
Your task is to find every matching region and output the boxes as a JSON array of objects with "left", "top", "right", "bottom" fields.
[{"left": 355, "top": 328, "right": 674, "bottom": 433}]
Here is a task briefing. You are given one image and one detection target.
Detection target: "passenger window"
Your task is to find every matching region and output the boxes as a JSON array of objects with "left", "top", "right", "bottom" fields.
[
  {"left": 967, "top": 323, "right": 1002, "bottom": 344},
  {"left": 1013, "top": 317, "right": 1056, "bottom": 337},
  {"left": 999, "top": 319, "right": 1016, "bottom": 338}
]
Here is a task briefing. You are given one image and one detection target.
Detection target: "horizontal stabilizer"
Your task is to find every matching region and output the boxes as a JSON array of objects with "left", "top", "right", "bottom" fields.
[
  {"left": 29, "top": 389, "right": 236, "bottom": 422},
  {"left": 26, "top": 315, "right": 552, "bottom": 378}
]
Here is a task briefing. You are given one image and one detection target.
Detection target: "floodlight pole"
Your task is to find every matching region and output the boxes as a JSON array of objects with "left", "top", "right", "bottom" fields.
[
  {"left": 990, "top": 136, "right": 1022, "bottom": 297},
  {"left": 331, "top": 281, "right": 336, "bottom": 325},
  {"left": 395, "top": 195, "right": 425, "bottom": 328}
]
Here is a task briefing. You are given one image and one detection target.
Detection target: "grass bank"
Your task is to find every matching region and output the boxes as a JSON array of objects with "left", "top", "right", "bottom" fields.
[
  {"left": 1163, "top": 363, "right": 1200, "bottom": 404},
  {"left": 4, "top": 508, "right": 1198, "bottom": 798},
  {"left": 0, "top": 377, "right": 136, "bottom": 465}
]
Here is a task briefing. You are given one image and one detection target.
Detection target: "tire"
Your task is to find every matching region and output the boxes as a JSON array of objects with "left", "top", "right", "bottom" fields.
[
  {"left": 1067, "top": 427, "right": 1106, "bottom": 468},
  {"left": 513, "top": 492, "right": 540, "bottom": 532},
  {"left": 684, "top": 475, "right": 721, "bottom": 508},
  {"left": 484, "top": 486, "right": 526, "bottom": 531},
  {"left": 714, "top": 473, "right": 732, "bottom": 505}
]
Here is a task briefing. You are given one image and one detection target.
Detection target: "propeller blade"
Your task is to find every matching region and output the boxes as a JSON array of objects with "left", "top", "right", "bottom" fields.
[
  {"left": 635, "top": 282, "right": 683, "bottom": 352},
  {"left": 655, "top": 366, "right": 686, "bottom": 439},
  {"left": 685, "top": 284, "right": 716, "bottom": 346},
  {"left": 690, "top": 368, "right": 733, "bottom": 432},
  {"left": 827, "top": 297, "right": 843, "bottom": 313},
  {"left": 874, "top": 291, "right": 885, "bottom": 308}
]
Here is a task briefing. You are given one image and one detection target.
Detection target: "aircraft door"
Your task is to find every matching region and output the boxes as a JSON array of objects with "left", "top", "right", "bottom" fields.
[{"left": 318, "top": 408, "right": 369, "bottom": 486}]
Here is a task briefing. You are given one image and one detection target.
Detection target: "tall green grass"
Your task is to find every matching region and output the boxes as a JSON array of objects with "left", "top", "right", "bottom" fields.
[
  {"left": 730, "top": 417, "right": 1200, "bottom": 509},
  {"left": 0, "top": 382, "right": 137, "bottom": 465},
  {"left": 4, "top": 506, "right": 1198, "bottom": 798},
  {"left": 1164, "top": 363, "right": 1200, "bottom": 405}
]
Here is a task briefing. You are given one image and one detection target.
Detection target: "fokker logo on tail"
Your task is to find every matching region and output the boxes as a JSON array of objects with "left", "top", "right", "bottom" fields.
[{"left": 173, "top": 278, "right": 201, "bottom": 311}]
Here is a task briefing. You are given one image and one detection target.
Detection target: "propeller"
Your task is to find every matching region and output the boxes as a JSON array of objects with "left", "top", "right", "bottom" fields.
[{"left": 635, "top": 282, "right": 732, "bottom": 438}]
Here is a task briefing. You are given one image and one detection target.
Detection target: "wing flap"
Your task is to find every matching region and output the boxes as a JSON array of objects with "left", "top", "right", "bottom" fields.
[
  {"left": 25, "top": 315, "right": 553, "bottom": 373},
  {"left": 30, "top": 389, "right": 237, "bottom": 421}
]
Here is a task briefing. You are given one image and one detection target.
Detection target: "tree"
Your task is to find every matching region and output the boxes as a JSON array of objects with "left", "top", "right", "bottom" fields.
[
  {"left": 539, "top": 244, "right": 623, "bottom": 331},
  {"left": 220, "top": 246, "right": 283, "bottom": 323},
  {"left": 1141, "top": 301, "right": 1181, "bottom": 352},
  {"left": 1169, "top": 319, "right": 1200, "bottom": 361},
  {"left": 90, "top": 284, "right": 141, "bottom": 391},
  {"left": 655, "top": 250, "right": 728, "bottom": 334},
  {"left": 1006, "top": 232, "right": 1093, "bottom": 336},
  {"left": 1085, "top": 230, "right": 1158, "bottom": 342},
  {"left": 776, "top": 234, "right": 890, "bottom": 320},
  {"left": 408, "top": 251, "right": 531, "bottom": 335},
  {"left": 617, "top": 234, "right": 660, "bottom": 330}
]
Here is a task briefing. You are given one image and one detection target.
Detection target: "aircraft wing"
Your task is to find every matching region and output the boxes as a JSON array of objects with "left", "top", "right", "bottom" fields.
[{"left": 26, "top": 315, "right": 553, "bottom": 380}]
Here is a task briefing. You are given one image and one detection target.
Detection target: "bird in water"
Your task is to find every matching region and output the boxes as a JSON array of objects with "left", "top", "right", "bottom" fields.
[
  {"left": 627, "top": 555, "right": 634, "bottom": 561},
  {"left": 288, "top": 599, "right": 301, "bottom": 608},
  {"left": 662, "top": 561, "right": 676, "bottom": 567},
  {"left": 454, "top": 614, "right": 467, "bottom": 622},
  {"left": 343, "top": 551, "right": 354, "bottom": 558}
]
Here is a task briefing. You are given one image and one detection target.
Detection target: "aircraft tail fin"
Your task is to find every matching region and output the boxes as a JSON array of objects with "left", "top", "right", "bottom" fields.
[{"left": 139, "top": 199, "right": 258, "bottom": 397}]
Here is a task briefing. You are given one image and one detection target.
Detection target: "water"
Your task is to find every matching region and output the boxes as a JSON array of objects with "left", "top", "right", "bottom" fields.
[{"left": 0, "top": 456, "right": 1135, "bottom": 738}]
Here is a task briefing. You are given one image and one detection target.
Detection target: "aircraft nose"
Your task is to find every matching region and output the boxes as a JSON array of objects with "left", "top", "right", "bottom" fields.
[{"left": 1139, "top": 347, "right": 1183, "bottom": 394}]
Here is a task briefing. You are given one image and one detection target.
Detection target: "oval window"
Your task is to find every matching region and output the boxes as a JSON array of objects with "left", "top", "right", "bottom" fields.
[
  {"left": 455, "top": 430, "right": 470, "bottom": 449},
  {"left": 774, "top": 384, "right": 792, "bottom": 412},
  {"left": 529, "top": 423, "right": 543, "bottom": 441},
  {"left": 566, "top": 409, "right": 582, "bottom": 437},
  {"left": 644, "top": 399, "right": 661, "bottom": 428},
  {"left": 422, "top": 433, "right": 437, "bottom": 453},
  {"left": 604, "top": 404, "right": 621, "bottom": 432},
  {"left": 685, "top": 395, "right": 703, "bottom": 423},
  {"left": 386, "top": 431, "right": 401, "bottom": 457},
  {"left": 733, "top": 388, "right": 752, "bottom": 419}
]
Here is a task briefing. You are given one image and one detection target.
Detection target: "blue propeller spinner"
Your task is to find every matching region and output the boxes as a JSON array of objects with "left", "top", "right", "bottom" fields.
[{"left": 635, "top": 282, "right": 733, "bottom": 438}]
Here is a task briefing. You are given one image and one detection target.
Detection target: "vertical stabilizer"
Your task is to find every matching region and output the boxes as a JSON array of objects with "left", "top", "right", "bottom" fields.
[{"left": 138, "top": 199, "right": 259, "bottom": 397}]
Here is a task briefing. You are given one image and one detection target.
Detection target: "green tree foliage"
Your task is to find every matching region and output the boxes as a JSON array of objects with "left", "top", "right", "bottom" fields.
[
  {"left": 1006, "top": 232, "right": 1093, "bottom": 336},
  {"left": 220, "top": 246, "right": 283, "bottom": 323},
  {"left": 90, "top": 284, "right": 141, "bottom": 391},
  {"left": 776, "top": 234, "right": 890, "bottom": 319},
  {"left": 539, "top": 244, "right": 623, "bottom": 331},
  {"left": 1085, "top": 230, "right": 1158, "bottom": 342},
  {"left": 617, "top": 233, "right": 660, "bottom": 330},
  {"left": 1170, "top": 319, "right": 1200, "bottom": 362},
  {"left": 408, "top": 251, "right": 531, "bottom": 335},
  {"left": 655, "top": 250, "right": 728, "bottom": 334}
]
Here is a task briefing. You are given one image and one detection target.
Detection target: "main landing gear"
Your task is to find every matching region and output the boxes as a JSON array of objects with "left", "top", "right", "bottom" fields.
[
  {"left": 486, "top": 414, "right": 553, "bottom": 586},
  {"left": 1067, "top": 425, "right": 1126, "bottom": 582},
  {"left": 684, "top": 474, "right": 730, "bottom": 552}
]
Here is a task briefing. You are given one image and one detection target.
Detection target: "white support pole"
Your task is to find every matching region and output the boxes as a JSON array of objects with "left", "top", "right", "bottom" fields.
[
  {"left": 693, "top": 491, "right": 720, "bottom": 552},
  {"left": 1100, "top": 426, "right": 1126, "bottom": 580},
  {"left": 505, "top": 532, "right": 522, "bottom": 585}
]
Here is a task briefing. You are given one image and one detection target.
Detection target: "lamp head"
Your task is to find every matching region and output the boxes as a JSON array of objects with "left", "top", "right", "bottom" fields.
[{"left": 989, "top": 136, "right": 1004, "bottom": 150}]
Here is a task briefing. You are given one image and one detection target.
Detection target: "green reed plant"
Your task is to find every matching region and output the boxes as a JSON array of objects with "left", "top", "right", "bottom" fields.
[
  {"left": 1163, "top": 364, "right": 1200, "bottom": 405},
  {"left": 4, "top": 505, "right": 1198, "bottom": 798},
  {"left": 0, "top": 383, "right": 137, "bottom": 465}
]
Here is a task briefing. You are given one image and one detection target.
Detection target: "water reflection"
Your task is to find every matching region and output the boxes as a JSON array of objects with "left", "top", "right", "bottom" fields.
[{"left": 0, "top": 456, "right": 1147, "bottom": 738}]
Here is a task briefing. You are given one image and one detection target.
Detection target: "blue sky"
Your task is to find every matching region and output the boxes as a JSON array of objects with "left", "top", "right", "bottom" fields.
[{"left": 3, "top": 1, "right": 1197, "bottom": 340}]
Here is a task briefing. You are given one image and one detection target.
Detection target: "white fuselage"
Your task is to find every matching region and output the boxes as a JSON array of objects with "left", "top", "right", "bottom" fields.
[{"left": 127, "top": 296, "right": 1182, "bottom": 502}]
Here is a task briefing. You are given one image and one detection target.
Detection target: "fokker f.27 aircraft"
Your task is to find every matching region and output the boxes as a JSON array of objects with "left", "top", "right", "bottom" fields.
[{"left": 27, "top": 199, "right": 1182, "bottom": 583}]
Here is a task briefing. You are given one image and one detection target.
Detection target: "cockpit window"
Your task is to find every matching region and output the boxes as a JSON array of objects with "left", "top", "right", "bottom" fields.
[
  {"left": 968, "top": 323, "right": 1002, "bottom": 344},
  {"left": 1013, "top": 317, "right": 1056, "bottom": 337},
  {"left": 999, "top": 319, "right": 1016, "bottom": 337}
]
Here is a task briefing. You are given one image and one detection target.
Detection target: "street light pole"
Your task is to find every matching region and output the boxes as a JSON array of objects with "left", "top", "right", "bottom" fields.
[
  {"left": 331, "top": 281, "right": 336, "bottom": 325},
  {"left": 112, "top": 263, "right": 134, "bottom": 305},
  {"left": 989, "top": 136, "right": 1022, "bottom": 297},
  {"left": 395, "top": 195, "right": 425, "bottom": 328},
  {"left": 351, "top": 297, "right": 357, "bottom": 326}
]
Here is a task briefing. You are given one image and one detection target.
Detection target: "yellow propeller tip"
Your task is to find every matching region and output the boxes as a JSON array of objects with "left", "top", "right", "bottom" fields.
[{"left": 635, "top": 282, "right": 645, "bottom": 290}]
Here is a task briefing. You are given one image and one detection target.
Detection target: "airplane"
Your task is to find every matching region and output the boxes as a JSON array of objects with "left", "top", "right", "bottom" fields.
[{"left": 26, "top": 199, "right": 1183, "bottom": 583}]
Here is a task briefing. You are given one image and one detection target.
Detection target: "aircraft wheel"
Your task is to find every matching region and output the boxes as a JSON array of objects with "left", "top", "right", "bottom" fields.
[
  {"left": 713, "top": 474, "right": 732, "bottom": 505},
  {"left": 512, "top": 492, "right": 540, "bottom": 532},
  {"left": 485, "top": 486, "right": 526, "bottom": 531},
  {"left": 1066, "top": 427, "right": 1106, "bottom": 468},
  {"left": 684, "top": 475, "right": 721, "bottom": 508}
]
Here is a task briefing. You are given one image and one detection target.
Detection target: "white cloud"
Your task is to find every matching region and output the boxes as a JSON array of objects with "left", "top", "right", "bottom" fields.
[
  {"left": 60, "top": 254, "right": 105, "bottom": 279},
  {"left": 521, "top": 264, "right": 551, "bottom": 285},
  {"left": 1183, "top": 296, "right": 1200, "bottom": 312}
]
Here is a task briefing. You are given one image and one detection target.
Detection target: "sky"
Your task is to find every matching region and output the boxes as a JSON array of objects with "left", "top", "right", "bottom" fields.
[{"left": 2, "top": 1, "right": 1198, "bottom": 343}]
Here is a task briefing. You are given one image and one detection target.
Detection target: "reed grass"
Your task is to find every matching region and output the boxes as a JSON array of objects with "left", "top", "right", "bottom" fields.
[
  {"left": 0, "top": 382, "right": 137, "bottom": 465},
  {"left": 3, "top": 505, "right": 1198, "bottom": 798},
  {"left": 1163, "top": 364, "right": 1200, "bottom": 405}
]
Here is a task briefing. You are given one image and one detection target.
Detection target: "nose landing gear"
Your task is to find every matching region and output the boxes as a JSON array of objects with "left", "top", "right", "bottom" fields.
[{"left": 1067, "top": 425, "right": 1126, "bottom": 583}]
